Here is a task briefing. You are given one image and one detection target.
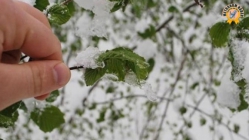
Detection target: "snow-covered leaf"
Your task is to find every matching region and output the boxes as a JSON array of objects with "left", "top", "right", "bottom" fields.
[
  {"left": 0, "top": 114, "right": 13, "bottom": 128},
  {"left": 75, "top": 47, "right": 103, "bottom": 69},
  {"left": 209, "top": 22, "right": 230, "bottom": 47},
  {"left": 31, "top": 106, "right": 65, "bottom": 132},
  {"left": 217, "top": 70, "right": 241, "bottom": 109},
  {"left": 98, "top": 47, "right": 149, "bottom": 81},
  {"left": 47, "top": 4, "right": 71, "bottom": 25}
]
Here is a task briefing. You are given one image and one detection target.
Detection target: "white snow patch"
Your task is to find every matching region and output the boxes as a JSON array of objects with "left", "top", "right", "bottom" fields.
[
  {"left": 217, "top": 69, "right": 241, "bottom": 109},
  {"left": 75, "top": 47, "right": 104, "bottom": 69},
  {"left": 242, "top": 39, "right": 249, "bottom": 84},
  {"left": 23, "top": 98, "right": 46, "bottom": 112},
  {"left": 102, "top": 74, "right": 119, "bottom": 81},
  {"left": 74, "top": 0, "right": 114, "bottom": 38},
  {"left": 124, "top": 72, "right": 159, "bottom": 102},
  {"left": 141, "top": 83, "right": 159, "bottom": 102},
  {"left": 135, "top": 39, "right": 157, "bottom": 60},
  {"left": 232, "top": 39, "right": 249, "bottom": 82}
]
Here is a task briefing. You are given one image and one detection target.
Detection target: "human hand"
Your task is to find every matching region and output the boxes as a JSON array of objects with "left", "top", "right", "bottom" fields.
[{"left": 0, "top": 0, "right": 71, "bottom": 110}]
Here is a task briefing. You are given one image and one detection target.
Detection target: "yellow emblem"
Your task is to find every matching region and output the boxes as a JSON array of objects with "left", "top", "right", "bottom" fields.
[{"left": 222, "top": 4, "right": 244, "bottom": 24}]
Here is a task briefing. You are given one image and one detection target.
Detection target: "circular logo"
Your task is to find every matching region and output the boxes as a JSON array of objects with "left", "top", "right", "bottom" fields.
[{"left": 222, "top": 4, "right": 244, "bottom": 24}]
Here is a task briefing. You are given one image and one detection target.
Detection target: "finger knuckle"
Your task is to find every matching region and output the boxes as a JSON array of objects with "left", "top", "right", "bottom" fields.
[{"left": 28, "top": 64, "right": 45, "bottom": 96}]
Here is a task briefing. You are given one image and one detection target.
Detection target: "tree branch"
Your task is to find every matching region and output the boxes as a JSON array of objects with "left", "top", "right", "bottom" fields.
[
  {"left": 91, "top": 95, "right": 172, "bottom": 105},
  {"left": 153, "top": 55, "right": 187, "bottom": 140},
  {"left": 156, "top": 2, "right": 197, "bottom": 32}
]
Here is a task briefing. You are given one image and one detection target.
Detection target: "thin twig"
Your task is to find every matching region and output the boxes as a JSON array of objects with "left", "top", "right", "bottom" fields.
[
  {"left": 20, "top": 55, "right": 28, "bottom": 61},
  {"left": 69, "top": 65, "right": 84, "bottom": 70},
  {"left": 156, "top": 2, "right": 197, "bottom": 32},
  {"left": 186, "top": 104, "right": 249, "bottom": 140},
  {"left": 194, "top": 0, "right": 205, "bottom": 8},
  {"left": 153, "top": 55, "right": 187, "bottom": 140}
]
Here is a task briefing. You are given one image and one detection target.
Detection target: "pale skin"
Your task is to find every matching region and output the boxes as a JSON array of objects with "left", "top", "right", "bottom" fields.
[{"left": 0, "top": 0, "right": 71, "bottom": 110}]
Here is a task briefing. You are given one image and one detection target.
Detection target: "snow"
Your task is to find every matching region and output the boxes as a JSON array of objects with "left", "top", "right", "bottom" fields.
[
  {"left": 17, "top": 0, "right": 36, "bottom": 6},
  {"left": 141, "top": 83, "right": 159, "bottom": 102},
  {"left": 135, "top": 39, "right": 157, "bottom": 60},
  {"left": 124, "top": 71, "right": 139, "bottom": 86},
  {"left": 216, "top": 39, "right": 249, "bottom": 109},
  {"left": 242, "top": 39, "right": 249, "bottom": 85},
  {"left": 231, "top": 39, "right": 249, "bottom": 82},
  {"left": 75, "top": 46, "right": 104, "bottom": 69},
  {"left": 74, "top": 0, "right": 114, "bottom": 38},
  {"left": 217, "top": 69, "right": 241, "bottom": 109}
]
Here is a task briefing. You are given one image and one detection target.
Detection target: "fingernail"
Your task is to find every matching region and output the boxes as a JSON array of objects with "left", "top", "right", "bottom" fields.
[{"left": 53, "top": 63, "right": 70, "bottom": 85}]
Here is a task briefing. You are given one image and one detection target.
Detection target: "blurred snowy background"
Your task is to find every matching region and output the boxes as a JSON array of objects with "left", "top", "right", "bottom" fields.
[{"left": 1, "top": 0, "right": 249, "bottom": 140}]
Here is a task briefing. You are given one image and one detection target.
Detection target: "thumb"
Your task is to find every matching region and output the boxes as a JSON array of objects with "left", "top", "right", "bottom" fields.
[{"left": 0, "top": 61, "right": 71, "bottom": 110}]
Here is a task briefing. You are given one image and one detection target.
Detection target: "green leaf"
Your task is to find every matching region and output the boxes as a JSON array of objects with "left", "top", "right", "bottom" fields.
[
  {"left": 110, "top": 110, "right": 124, "bottom": 121},
  {"left": 47, "top": 4, "right": 71, "bottom": 25},
  {"left": 138, "top": 25, "right": 156, "bottom": 39},
  {"left": 179, "top": 106, "right": 187, "bottom": 115},
  {"left": 34, "top": 0, "right": 49, "bottom": 11},
  {"left": 84, "top": 68, "right": 106, "bottom": 86},
  {"left": 191, "top": 82, "right": 199, "bottom": 90},
  {"left": 46, "top": 90, "right": 60, "bottom": 102},
  {"left": 126, "top": 61, "right": 148, "bottom": 80},
  {"left": 66, "top": 1, "right": 75, "bottom": 16},
  {"left": 234, "top": 124, "right": 240, "bottom": 133},
  {"left": 237, "top": 17, "right": 249, "bottom": 30},
  {"left": 106, "top": 59, "right": 126, "bottom": 81},
  {"left": 110, "top": 2, "right": 122, "bottom": 12},
  {"left": 106, "top": 85, "right": 117, "bottom": 93},
  {"left": 89, "top": 103, "right": 97, "bottom": 110},
  {"left": 200, "top": 118, "right": 206, "bottom": 126},
  {"left": 237, "top": 92, "right": 248, "bottom": 111},
  {"left": 209, "top": 22, "right": 230, "bottom": 47},
  {"left": 97, "top": 108, "right": 107, "bottom": 123},
  {"left": 168, "top": 6, "right": 179, "bottom": 13},
  {"left": 0, "top": 101, "right": 23, "bottom": 128},
  {"left": 147, "top": 58, "right": 155, "bottom": 73},
  {"left": 31, "top": 106, "right": 65, "bottom": 132}
]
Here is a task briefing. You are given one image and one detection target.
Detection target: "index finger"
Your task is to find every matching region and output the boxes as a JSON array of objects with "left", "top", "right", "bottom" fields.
[{"left": 1, "top": 0, "right": 62, "bottom": 60}]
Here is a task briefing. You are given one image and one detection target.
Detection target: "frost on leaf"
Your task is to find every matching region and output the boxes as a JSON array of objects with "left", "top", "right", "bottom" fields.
[
  {"left": 74, "top": 0, "right": 114, "bottom": 38},
  {"left": 124, "top": 71, "right": 139, "bottom": 86},
  {"left": 75, "top": 47, "right": 104, "bottom": 69},
  {"left": 217, "top": 70, "right": 241, "bottom": 109},
  {"left": 124, "top": 73, "right": 158, "bottom": 102}
]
